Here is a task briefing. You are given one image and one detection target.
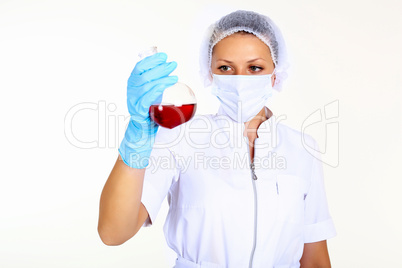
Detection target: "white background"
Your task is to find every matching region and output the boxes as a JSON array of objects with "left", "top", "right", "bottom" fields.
[{"left": 0, "top": 0, "right": 401, "bottom": 267}]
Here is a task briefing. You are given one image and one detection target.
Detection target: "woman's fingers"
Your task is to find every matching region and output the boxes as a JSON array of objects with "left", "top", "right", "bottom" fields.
[
  {"left": 127, "top": 75, "right": 178, "bottom": 115},
  {"left": 129, "top": 61, "right": 177, "bottom": 87},
  {"left": 131, "top": 52, "right": 168, "bottom": 75}
]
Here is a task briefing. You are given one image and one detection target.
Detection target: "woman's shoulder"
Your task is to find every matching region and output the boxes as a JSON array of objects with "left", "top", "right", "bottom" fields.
[{"left": 272, "top": 119, "right": 319, "bottom": 154}]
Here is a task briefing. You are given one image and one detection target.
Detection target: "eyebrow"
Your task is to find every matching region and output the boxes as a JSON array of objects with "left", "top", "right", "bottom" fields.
[
  {"left": 247, "top": 58, "right": 267, "bottom": 63},
  {"left": 216, "top": 59, "right": 233, "bottom": 63},
  {"left": 215, "top": 58, "right": 267, "bottom": 63}
]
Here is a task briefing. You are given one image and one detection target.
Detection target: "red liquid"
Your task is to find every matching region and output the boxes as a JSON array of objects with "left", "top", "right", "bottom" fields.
[{"left": 149, "top": 104, "right": 197, "bottom": 129}]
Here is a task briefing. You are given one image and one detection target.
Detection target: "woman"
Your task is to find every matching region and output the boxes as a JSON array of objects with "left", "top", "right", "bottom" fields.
[{"left": 98, "top": 10, "right": 336, "bottom": 267}]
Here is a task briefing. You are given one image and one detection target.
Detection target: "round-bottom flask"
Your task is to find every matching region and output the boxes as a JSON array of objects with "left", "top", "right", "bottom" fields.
[
  {"left": 139, "top": 47, "right": 197, "bottom": 129},
  {"left": 149, "top": 82, "right": 197, "bottom": 129}
]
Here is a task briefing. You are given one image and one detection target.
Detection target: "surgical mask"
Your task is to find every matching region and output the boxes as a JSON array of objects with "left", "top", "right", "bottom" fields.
[{"left": 211, "top": 72, "right": 275, "bottom": 122}]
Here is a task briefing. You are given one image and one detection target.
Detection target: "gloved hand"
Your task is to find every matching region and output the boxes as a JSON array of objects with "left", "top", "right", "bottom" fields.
[{"left": 118, "top": 52, "right": 178, "bottom": 168}]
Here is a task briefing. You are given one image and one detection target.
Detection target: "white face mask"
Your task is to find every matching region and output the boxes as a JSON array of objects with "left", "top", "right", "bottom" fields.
[{"left": 211, "top": 72, "right": 275, "bottom": 122}]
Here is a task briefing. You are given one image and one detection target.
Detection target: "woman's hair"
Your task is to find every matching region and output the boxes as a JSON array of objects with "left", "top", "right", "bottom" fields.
[{"left": 199, "top": 10, "right": 290, "bottom": 91}]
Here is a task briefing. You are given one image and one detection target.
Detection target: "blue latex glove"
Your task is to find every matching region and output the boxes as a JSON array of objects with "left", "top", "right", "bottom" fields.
[{"left": 118, "top": 52, "right": 178, "bottom": 168}]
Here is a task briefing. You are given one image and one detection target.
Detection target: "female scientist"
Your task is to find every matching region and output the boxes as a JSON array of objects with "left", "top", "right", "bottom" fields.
[{"left": 98, "top": 10, "right": 336, "bottom": 268}]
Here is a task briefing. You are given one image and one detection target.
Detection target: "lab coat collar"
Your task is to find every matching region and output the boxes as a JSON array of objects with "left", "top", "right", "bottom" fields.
[{"left": 216, "top": 105, "right": 281, "bottom": 149}]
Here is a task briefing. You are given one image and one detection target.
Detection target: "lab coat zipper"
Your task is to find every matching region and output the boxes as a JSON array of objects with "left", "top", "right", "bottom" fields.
[{"left": 247, "top": 140, "right": 258, "bottom": 268}]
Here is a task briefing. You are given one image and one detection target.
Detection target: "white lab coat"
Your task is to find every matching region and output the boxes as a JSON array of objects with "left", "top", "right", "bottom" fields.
[{"left": 141, "top": 107, "right": 336, "bottom": 268}]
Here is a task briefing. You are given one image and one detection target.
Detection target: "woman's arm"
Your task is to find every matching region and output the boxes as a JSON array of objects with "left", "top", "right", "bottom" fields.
[
  {"left": 97, "top": 155, "right": 149, "bottom": 246},
  {"left": 300, "top": 240, "right": 331, "bottom": 268}
]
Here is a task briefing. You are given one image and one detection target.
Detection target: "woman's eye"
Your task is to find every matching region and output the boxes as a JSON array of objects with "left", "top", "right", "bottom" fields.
[
  {"left": 218, "top": 65, "right": 232, "bottom": 72},
  {"left": 250, "top": 66, "right": 263, "bottom": 72}
]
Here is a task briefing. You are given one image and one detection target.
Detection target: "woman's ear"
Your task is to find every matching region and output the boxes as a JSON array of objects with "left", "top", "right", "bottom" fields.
[
  {"left": 271, "top": 74, "right": 276, "bottom": 87},
  {"left": 209, "top": 72, "right": 213, "bottom": 82}
]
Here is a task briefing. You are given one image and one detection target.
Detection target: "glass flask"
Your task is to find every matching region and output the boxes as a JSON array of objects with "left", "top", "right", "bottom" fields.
[{"left": 139, "top": 47, "right": 197, "bottom": 129}]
